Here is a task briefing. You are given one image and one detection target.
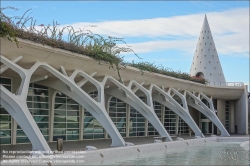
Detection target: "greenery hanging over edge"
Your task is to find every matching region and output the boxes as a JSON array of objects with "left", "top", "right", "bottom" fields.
[{"left": 0, "top": 7, "right": 207, "bottom": 85}]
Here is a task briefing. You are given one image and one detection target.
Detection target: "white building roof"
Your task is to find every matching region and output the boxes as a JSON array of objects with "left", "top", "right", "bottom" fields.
[{"left": 190, "top": 15, "right": 226, "bottom": 86}]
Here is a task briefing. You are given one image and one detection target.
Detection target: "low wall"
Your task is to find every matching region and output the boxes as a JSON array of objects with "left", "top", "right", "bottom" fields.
[{"left": 83, "top": 137, "right": 217, "bottom": 163}]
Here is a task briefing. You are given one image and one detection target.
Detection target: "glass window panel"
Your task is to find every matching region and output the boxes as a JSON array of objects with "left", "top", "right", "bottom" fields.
[
  {"left": 27, "top": 102, "right": 33, "bottom": 108},
  {"left": 55, "top": 103, "right": 66, "bottom": 110},
  {"left": 0, "top": 78, "right": 11, "bottom": 84},
  {"left": 83, "top": 134, "right": 93, "bottom": 139},
  {"left": 67, "top": 104, "right": 79, "bottom": 110},
  {"left": 94, "top": 134, "right": 104, "bottom": 139},
  {"left": 83, "top": 128, "right": 94, "bottom": 133},
  {"left": 0, "top": 107, "right": 8, "bottom": 114},
  {"left": 67, "top": 135, "right": 79, "bottom": 140},
  {"left": 94, "top": 127, "right": 104, "bottom": 133},
  {"left": 0, "top": 130, "right": 11, "bottom": 137},
  {"left": 109, "top": 102, "right": 116, "bottom": 107},
  {"left": 84, "top": 112, "right": 92, "bottom": 116},
  {"left": 67, "top": 100, "right": 78, "bottom": 105},
  {"left": 16, "top": 137, "right": 30, "bottom": 143},
  {"left": 53, "top": 129, "right": 66, "bottom": 135},
  {"left": 129, "top": 132, "right": 136, "bottom": 136},
  {"left": 67, "top": 129, "right": 79, "bottom": 134},
  {"left": 34, "top": 96, "right": 49, "bottom": 102},
  {"left": 54, "top": 123, "right": 66, "bottom": 128},
  {"left": 137, "top": 118, "right": 145, "bottom": 122},
  {"left": 37, "top": 123, "right": 49, "bottom": 128},
  {"left": 34, "top": 84, "right": 48, "bottom": 89},
  {"left": 43, "top": 136, "right": 49, "bottom": 141},
  {"left": 3, "top": 85, "right": 11, "bottom": 92},
  {"left": 16, "top": 130, "right": 26, "bottom": 136},
  {"left": 67, "top": 123, "right": 79, "bottom": 128},
  {"left": 32, "top": 109, "right": 48, "bottom": 115},
  {"left": 67, "top": 111, "right": 79, "bottom": 116},
  {"left": 117, "top": 102, "right": 126, "bottom": 107},
  {"left": 33, "top": 89, "right": 48, "bottom": 96},
  {"left": 154, "top": 106, "right": 161, "bottom": 110},
  {"left": 66, "top": 116, "right": 79, "bottom": 123},
  {"left": 54, "top": 110, "right": 66, "bottom": 116},
  {"left": 136, "top": 123, "right": 145, "bottom": 127},
  {"left": 28, "top": 88, "right": 34, "bottom": 95},
  {"left": 109, "top": 113, "right": 116, "bottom": 117},
  {"left": 27, "top": 96, "right": 33, "bottom": 101},
  {"left": 56, "top": 92, "right": 66, "bottom": 97},
  {"left": 0, "top": 137, "right": 11, "bottom": 144},
  {"left": 33, "top": 116, "right": 48, "bottom": 122},
  {"left": 111, "top": 118, "right": 117, "bottom": 122},
  {"left": 0, "top": 123, "right": 11, "bottom": 129},
  {"left": 117, "top": 108, "right": 126, "bottom": 112},
  {"left": 34, "top": 103, "right": 48, "bottom": 109},
  {"left": 54, "top": 116, "right": 66, "bottom": 122},
  {"left": 40, "top": 129, "right": 49, "bottom": 135},
  {"left": 84, "top": 122, "right": 94, "bottom": 128},
  {"left": 110, "top": 97, "right": 116, "bottom": 102},
  {"left": 0, "top": 115, "right": 11, "bottom": 121},
  {"left": 117, "top": 113, "right": 126, "bottom": 117},
  {"left": 55, "top": 97, "right": 66, "bottom": 103}
]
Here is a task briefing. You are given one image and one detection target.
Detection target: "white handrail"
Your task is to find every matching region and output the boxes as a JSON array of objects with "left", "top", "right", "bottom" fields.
[{"left": 207, "top": 81, "right": 244, "bottom": 87}]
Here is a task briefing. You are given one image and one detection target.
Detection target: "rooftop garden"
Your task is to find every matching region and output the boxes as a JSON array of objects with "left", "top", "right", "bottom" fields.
[{"left": 0, "top": 7, "right": 207, "bottom": 84}]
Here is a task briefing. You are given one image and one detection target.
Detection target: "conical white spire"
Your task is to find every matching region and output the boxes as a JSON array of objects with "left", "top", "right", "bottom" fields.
[{"left": 190, "top": 15, "right": 226, "bottom": 85}]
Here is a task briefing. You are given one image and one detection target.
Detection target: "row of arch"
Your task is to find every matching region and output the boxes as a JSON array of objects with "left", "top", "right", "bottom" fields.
[{"left": 0, "top": 79, "right": 189, "bottom": 144}]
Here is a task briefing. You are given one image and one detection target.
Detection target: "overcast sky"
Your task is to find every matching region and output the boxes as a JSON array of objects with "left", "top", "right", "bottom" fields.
[{"left": 2, "top": 1, "right": 249, "bottom": 89}]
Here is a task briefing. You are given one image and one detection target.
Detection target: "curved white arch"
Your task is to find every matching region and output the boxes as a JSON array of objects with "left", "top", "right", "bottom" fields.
[
  {"left": 186, "top": 91, "right": 230, "bottom": 136},
  {"left": 102, "top": 76, "right": 172, "bottom": 141}
]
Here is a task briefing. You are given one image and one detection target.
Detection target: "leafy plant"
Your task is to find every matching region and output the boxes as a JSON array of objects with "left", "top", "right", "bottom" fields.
[{"left": 0, "top": 7, "right": 207, "bottom": 85}]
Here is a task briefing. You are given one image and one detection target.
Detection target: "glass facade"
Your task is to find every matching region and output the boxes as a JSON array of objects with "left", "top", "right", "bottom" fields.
[
  {"left": 129, "top": 97, "right": 146, "bottom": 137},
  {"left": 178, "top": 118, "right": 189, "bottom": 134},
  {"left": 0, "top": 77, "right": 195, "bottom": 144},
  {"left": 83, "top": 91, "right": 105, "bottom": 139},
  {"left": 17, "top": 83, "right": 49, "bottom": 143},
  {"left": 0, "top": 77, "right": 12, "bottom": 145},
  {"left": 109, "top": 97, "right": 126, "bottom": 137},
  {"left": 164, "top": 107, "right": 176, "bottom": 134},
  {"left": 148, "top": 101, "right": 161, "bottom": 136},
  {"left": 53, "top": 92, "right": 80, "bottom": 141}
]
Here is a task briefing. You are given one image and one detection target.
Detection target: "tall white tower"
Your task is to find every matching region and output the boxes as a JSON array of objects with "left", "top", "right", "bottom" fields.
[{"left": 190, "top": 15, "right": 226, "bottom": 86}]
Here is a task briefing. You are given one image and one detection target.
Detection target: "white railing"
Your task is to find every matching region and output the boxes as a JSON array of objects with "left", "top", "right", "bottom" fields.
[{"left": 207, "top": 81, "right": 244, "bottom": 87}]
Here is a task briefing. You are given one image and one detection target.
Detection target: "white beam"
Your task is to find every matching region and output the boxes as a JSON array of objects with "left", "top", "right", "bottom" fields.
[
  {"left": 132, "top": 82, "right": 145, "bottom": 93},
  {"left": 30, "top": 75, "right": 48, "bottom": 83},
  {"left": 0, "top": 56, "right": 23, "bottom": 74},
  {"left": 77, "top": 72, "right": 97, "bottom": 87},
  {"left": 60, "top": 66, "right": 68, "bottom": 76}
]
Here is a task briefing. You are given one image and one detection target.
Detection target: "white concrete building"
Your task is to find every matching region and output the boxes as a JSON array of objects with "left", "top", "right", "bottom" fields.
[{"left": 0, "top": 15, "right": 248, "bottom": 152}]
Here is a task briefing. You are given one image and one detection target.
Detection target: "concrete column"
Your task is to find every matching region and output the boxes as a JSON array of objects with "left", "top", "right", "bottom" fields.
[
  {"left": 229, "top": 101, "right": 235, "bottom": 133},
  {"left": 145, "top": 119, "right": 148, "bottom": 137},
  {"left": 12, "top": 77, "right": 21, "bottom": 145},
  {"left": 161, "top": 105, "right": 165, "bottom": 125},
  {"left": 188, "top": 106, "right": 199, "bottom": 134},
  {"left": 79, "top": 106, "right": 84, "bottom": 140},
  {"left": 49, "top": 89, "right": 56, "bottom": 142},
  {"left": 126, "top": 104, "right": 130, "bottom": 138},
  {"left": 104, "top": 94, "right": 112, "bottom": 139},
  {"left": 175, "top": 115, "right": 179, "bottom": 135},
  {"left": 217, "top": 99, "right": 225, "bottom": 134},
  {"left": 235, "top": 85, "right": 248, "bottom": 134},
  {"left": 12, "top": 121, "right": 17, "bottom": 145}
]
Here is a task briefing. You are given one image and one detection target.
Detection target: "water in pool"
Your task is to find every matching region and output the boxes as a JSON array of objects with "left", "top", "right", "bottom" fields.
[{"left": 86, "top": 142, "right": 249, "bottom": 165}]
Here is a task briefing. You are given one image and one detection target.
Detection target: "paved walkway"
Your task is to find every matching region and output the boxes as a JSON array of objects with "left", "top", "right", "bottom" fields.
[{"left": 0, "top": 134, "right": 249, "bottom": 159}]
